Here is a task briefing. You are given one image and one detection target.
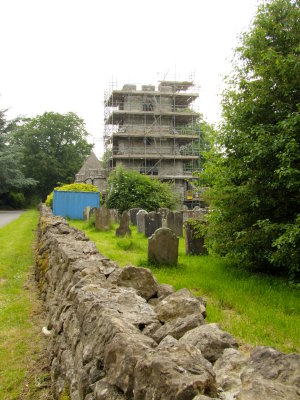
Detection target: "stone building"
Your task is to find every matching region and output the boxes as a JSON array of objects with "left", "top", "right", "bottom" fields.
[
  {"left": 75, "top": 151, "right": 108, "bottom": 193},
  {"left": 104, "top": 80, "right": 201, "bottom": 204}
]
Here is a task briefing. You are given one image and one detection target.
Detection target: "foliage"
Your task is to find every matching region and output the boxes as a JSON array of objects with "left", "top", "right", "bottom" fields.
[
  {"left": 45, "top": 182, "right": 98, "bottom": 208},
  {"left": 100, "top": 149, "right": 112, "bottom": 169},
  {"left": 187, "top": 218, "right": 208, "bottom": 239},
  {"left": 204, "top": 0, "right": 300, "bottom": 279},
  {"left": 106, "top": 165, "right": 177, "bottom": 213},
  {"left": 0, "top": 109, "right": 37, "bottom": 205},
  {"left": 11, "top": 112, "right": 93, "bottom": 201},
  {"left": 184, "top": 116, "right": 215, "bottom": 169}
]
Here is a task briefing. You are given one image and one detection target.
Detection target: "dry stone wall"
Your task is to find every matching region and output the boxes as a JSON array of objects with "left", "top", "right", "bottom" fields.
[{"left": 36, "top": 205, "right": 300, "bottom": 400}]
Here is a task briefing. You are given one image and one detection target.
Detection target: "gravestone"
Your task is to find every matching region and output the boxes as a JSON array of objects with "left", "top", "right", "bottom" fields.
[
  {"left": 181, "top": 205, "right": 188, "bottom": 211},
  {"left": 184, "top": 220, "right": 208, "bottom": 255},
  {"left": 83, "top": 206, "right": 91, "bottom": 221},
  {"left": 145, "top": 212, "right": 162, "bottom": 238},
  {"left": 148, "top": 228, "right": 179, "bottom": 265},
  {"left": 166, "top": 211, "right": 183, "bottom": 237},
  {"left": 193, "top": 206, "right": 202, "bottom": 219},
  {"left": 95, "top": 206, "right": 111, "bottom": 231},
  {"left": 158, "top": 208, "right": 169, "bottom": 220},
  {"left": 183, "top": 210, "right": 194, "bottom": 222},
  {"left": 89, "top": 207, "right": 97, "bottom": 219},
  {"left": 129, "top": 208, "right": 141, "bottom": 226},
  {"left": 116, "top": 211, "right": 131, "bottom": 237},
  {"left": 137, "top": 210, "right": 148, "bottom": 234},
  {"left": 110, "top": 209, "right": 119, "bottom": 224}
]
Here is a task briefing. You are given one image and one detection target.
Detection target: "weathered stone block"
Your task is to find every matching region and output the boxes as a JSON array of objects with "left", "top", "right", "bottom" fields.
[
  {"left": 129, "top": 208, "right": 142, "bottom": 225},
  {"left": 152, "top": 313, "right": 205, "bottom": 343},
  {"left": 144, "top": 212, "right": 162, "bottom": 238},
  {"left": 83, "top": 206, "right": 91, "bottom": 221},
  {"left": 148, "top": 227, "right": 178, "bottom": 265},
  {"left": 154, "top": 288, "right": 206, "bottom": 322},
  {"left": 109, "top": 209, "right": 119, "bottom": 224},
  {"left": 89, "top": 207, "right": 97, "bottom": 220},
  {"left": 158, "top": 207, "right": 169, "bottom": 219},
  {"left": 134, "top": 343, "right": 217, "bottom": 400},
  {"left": 95, "top": 206, "right": 110, "bottom": 231},
  {"left": 184, "top": 220, "right": 208, "bottom": 255},
  {"left": 136, "top": 210, "right": 147, "bottom": 233},
  {"left": 115, "top": 211, "right": 131, "bottom": 237},
  {"left": 180, "top": 323, "right": 238, "bottom": 363},
  {"left": 108, "top": 265, "right": 160, "bottom": 301},
  {"left": 166, "top": 211, "right": 183, "bottom": 237}
]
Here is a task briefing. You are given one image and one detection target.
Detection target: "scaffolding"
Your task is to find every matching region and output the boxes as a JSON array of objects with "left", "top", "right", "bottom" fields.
[{"left": 103, "top": 78, "right": 202, "bottom": 205}]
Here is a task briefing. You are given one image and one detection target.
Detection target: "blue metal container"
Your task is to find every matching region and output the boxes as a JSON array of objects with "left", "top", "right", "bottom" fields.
[{"left": 53, "top": 190, "right": 100, "bottom": 220}]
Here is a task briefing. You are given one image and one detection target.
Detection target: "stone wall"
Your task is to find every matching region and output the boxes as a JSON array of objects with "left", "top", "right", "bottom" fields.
[{"left": 35, "top": 205, "right": 300, "bottom": 400}]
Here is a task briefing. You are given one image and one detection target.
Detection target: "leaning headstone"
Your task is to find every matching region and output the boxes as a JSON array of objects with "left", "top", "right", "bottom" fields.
[
  {"left": 184, "top": 220, "right": 208, "bottom": 255},
  {"left": 110, "top": 209, "right": 119, "bottom": 224},
  {"left": 148, "top": 228, "right": 178, "bottom": 265},
  {"left": 83, "top": 206, "right": 91, "bottom": 221},
  {"left": 167, "top": 211, "right": 183, "bottom": 237},
  {"left": 181, "top": 205, "right": 188, "bottom": 211},
  {"left": 129, "top": 208, "right": 141, "bottom": 226},
  {"left": 95, "top": 206, "right": 111, "bottom": 231},
  {"left": 116, "top": 211, "right": 131, "bottom": 237},
  {"left": 137, "top": 210, "right": 147, "bottom": 233},
  {"left": 145, "top": 212, "right": 162, "bottom": 238}
]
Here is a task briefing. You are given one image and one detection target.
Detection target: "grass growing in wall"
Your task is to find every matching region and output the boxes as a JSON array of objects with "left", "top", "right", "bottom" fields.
[
  {"left": 0, "top": 210, "right": 50, "bottom": 400},
  {"left": 71, "top": 219, "right": 300, "bottom": 354}
]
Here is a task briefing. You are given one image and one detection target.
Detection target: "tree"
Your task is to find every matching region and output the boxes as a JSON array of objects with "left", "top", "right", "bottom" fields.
[
  {"left": 0, "top": 109, "right": 36, "bottom": 203},
  {"left": 11, "top": 112, "right": 93, "bottom": 200},
  {"left": 182, "top": 116, "right": 215, "bottom": 171},
  {"left": 106, "top": 165, "right": 177, "bottom": 213},
  {"left": 205, "top": 0, "right": 300, "bottom": 278}
]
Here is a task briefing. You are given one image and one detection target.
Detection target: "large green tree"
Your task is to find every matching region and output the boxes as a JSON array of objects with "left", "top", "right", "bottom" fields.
[
  {"left": 0, "top": 109, "right": 36, "bottom": 202},
  {"left": 12, "top": 112, "right": 93, "bottom": 200},
  {"left": 205, "top": 0, "right": 300, "bottom": 278}
]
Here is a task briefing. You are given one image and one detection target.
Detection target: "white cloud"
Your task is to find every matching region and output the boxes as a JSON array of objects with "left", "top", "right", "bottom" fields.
[{"left": 0, "top": 0, "right": 259, "bottom": 157}]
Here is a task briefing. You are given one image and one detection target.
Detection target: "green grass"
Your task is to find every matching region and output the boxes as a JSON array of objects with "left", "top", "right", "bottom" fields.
[
  {"left": 71, "top": 220, "right": 300, "bottom": 354},
  {"left": 0, "top": 210, "right": 49, "bottom": 400}
]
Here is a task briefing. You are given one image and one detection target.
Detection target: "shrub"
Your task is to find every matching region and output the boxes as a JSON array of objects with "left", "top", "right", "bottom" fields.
[{"left": 106, "top": 165, "right": 177, "bottom": 213}]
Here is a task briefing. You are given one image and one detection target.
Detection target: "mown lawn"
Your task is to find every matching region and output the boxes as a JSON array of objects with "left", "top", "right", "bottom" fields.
[
  {"left": 0, "top": 210, "right": 50, "bottom": 400},
  {"left": 71, "top": 219, "right": 300, "bottom": 354}
]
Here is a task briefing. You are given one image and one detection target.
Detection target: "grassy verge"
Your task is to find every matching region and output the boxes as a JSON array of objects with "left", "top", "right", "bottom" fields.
[
  {"left": 71, "top": 220, "right": 300, "bottom": 354},
  {"left": 0, "top": 210, "right": 51, "bottom": 400}
]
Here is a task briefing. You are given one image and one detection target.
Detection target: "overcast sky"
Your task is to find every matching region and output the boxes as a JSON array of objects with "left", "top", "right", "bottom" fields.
[{"left": 0, "top": 0, "right": 260, "bottom": 157}]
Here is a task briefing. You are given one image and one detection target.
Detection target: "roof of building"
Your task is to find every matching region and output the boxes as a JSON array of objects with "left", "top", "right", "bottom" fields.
[{"left": 77, "top": 151, "right": 102, "bottom": 175}]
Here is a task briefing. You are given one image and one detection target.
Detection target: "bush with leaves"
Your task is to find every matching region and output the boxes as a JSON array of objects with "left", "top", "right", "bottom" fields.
[
  {"left": 106, "top": 165, "right": 177, "bottom": 213},
  {"left": 204, "top": 0, "right": 300, "bottom": 279},
  {"left": 45, "top": 183, "right": 99, "bottom": 209},
  {"left": 11, "top": 112, "right": 93, "bottom": 201},
  {"left": 0, "top": 109, "right": 37, "bottom": 207}
]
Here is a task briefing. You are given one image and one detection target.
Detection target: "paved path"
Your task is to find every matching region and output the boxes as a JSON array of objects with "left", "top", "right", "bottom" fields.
[{"left": 0, "top": 210, "right": 24, "bottom": 228}]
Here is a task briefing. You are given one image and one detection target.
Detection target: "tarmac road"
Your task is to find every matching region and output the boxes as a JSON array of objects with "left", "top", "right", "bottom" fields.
[{"left": 0, "top": 210, "right": 24, "bottom": 228}]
